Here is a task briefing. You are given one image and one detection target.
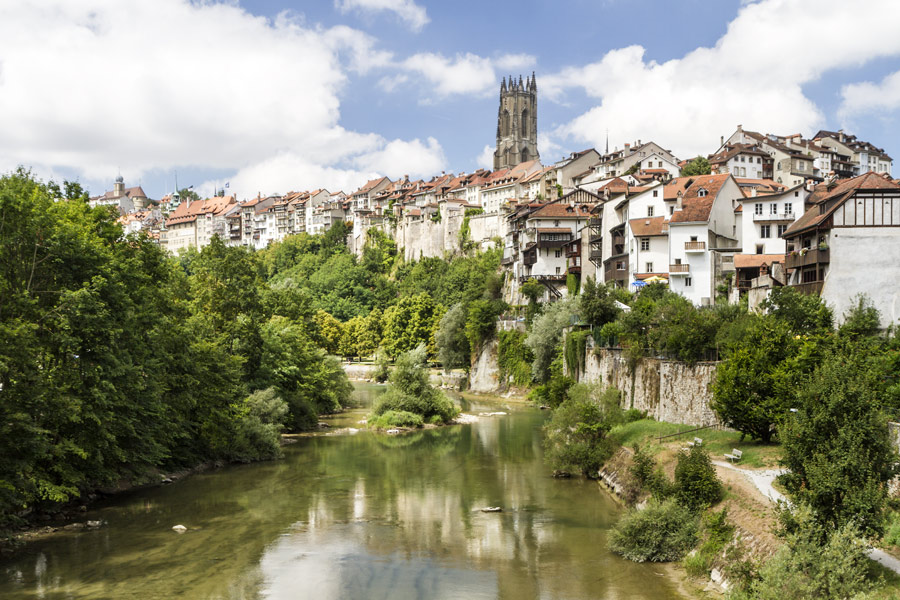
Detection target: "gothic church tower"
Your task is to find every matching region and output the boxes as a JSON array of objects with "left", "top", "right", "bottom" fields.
[{"left": 494, "top": 73, "right": 539, "bottom": 170}]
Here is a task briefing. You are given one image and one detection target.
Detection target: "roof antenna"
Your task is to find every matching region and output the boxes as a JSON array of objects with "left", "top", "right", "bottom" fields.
[{"left": 605, "top": 129, "right": 609, "bottom": 154}]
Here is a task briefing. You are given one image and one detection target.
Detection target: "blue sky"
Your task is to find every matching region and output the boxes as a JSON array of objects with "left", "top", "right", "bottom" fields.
[{"left": 2, "top": 0, "right": 900, "bottom": 200}]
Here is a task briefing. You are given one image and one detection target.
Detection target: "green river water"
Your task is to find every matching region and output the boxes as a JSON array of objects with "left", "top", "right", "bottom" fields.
[{"left": 0, "top": 383, "right": 687, "bottom": 599}]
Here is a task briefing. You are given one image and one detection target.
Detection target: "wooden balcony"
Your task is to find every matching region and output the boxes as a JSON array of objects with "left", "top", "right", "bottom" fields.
[
  {"left": 785, "top": 248, "right": 829, "bottom": 270},
  {"left": 588, "top": 218, "right": 602, "bottom": 227},
  {"left": 669, "top": 263, "right": 690, "bottom": 274},
  {"left": 684, "top": 241, "right": 706, "bottom": 252},
  {"left": 589, "top": 248, "right": 603, "bottom": 260},
  {"left": 519, "top": 274, "right": 567, "bottom": 283},
  {"left": 791, "top": 280, "right": 824, "bottom": 295}
]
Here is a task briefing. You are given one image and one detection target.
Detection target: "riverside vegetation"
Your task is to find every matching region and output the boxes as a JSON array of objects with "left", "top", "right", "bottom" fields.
[{"left": 0, "top": 169, "right": 502, "bottom": 532}]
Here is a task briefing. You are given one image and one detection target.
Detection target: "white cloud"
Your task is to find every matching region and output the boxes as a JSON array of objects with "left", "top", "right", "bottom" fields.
[
  {"left": 839, "top": 70, "right": 900, "bottom": 122},
  {"left": 0, "top": 0, "right": 445, "bottom": 196},
  {"left": 476, "top": 145, "right": 494, "bottom": 169},
  {"left": 335, "top": 0, "right": 429, "bottom": 32},
  {"left": 544, "top": 0, "right": 900, "bottom": 159},
  {"left": 398, "top": 52, "right": 536, "bottom": 98},
  {"left": 352, "top": 137, "right": 446, "bottom": 178}
]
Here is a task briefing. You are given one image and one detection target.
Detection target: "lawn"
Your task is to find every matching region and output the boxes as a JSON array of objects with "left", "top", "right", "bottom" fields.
[{"left": 608, "top": 419, "right": 782, "bottom": 469}]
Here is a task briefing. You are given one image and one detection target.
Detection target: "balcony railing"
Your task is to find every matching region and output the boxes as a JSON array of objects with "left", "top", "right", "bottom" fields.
[
  {"left": 519, "top": 274, "right": 567, "bottom": 283},
  {"left": 589, "top": 249, "right": 603, "bottom": 260},
  {"left": 752, "top": 212, "right": 795, "bottom": 222},
  {"left": 684, "top": 241, "right": 706, "bottom": 251},
  {"left": 669, "top": 263, "right": 690, "bottom": 273},
  {"left": 791, "top": 280, "right": 824, "bottom": 295},
  {"left": 588, "top": 218, "right": 602, "bottom": 227},
  {"left": 785, "top": 248, "right": 829, "bottom": 270}
]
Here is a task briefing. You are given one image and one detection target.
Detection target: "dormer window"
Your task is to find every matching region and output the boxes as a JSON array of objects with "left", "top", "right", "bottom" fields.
[{"left": 697, "top": 188, "right": 708, "bottom": 197}]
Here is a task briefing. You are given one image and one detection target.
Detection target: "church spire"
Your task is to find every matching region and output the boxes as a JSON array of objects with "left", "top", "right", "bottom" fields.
[{"left": 501, "top": 76, "right": 506, "bottom": 93}]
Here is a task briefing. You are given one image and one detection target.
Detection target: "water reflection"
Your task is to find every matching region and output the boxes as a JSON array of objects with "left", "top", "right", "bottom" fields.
[{"left": 0, "top": 383, "right": 685, "bottom": 599}]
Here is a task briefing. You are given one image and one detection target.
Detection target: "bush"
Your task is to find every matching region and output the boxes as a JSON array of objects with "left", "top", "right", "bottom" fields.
[
  {"left": 733, "top": 506, "right": 872, "bottom": 600},
  {"left": 371, "top": 345, "right": 459, "bottom": 424},
  {"left": 629, "top": 444, "right": 673, "bottom": 499},
  {"left": 608, "top": 498, "right": 699, "bottom": 562},
  {"left": 674, "top": 445, "right": 723, "bottom": 511},
  {"left": 497, "top": 330, "right": 533, "bottom": 387},
  {"left": 368, "top": 410, "right": 424, "bottom": 429},
  {"left": 372, "top": 347, "right": 391, "bottom": 383},
  {"left": 227, "top": 388, "right": 290, "bottom": 461},
  {"left": 543, "top": 386, "right": 617, "bottom": 477},
  {"left": 683, "top": 509, "right": 734, "bottom": 578}
]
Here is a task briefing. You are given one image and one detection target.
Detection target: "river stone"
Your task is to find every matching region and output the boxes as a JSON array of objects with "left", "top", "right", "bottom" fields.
[{"left": 172, "top": 524, "right": 187, "bottom": 533}]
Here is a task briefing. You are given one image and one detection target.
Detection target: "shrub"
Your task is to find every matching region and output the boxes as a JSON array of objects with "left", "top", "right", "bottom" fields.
[
  {"left": 734, "top": 506, "right": 872, "bottom": 600},
  {"left": 227, "top": 388, "right": 290, "bottom": 461},
  {"left": 543, "top": 387, "right": 616, "bottom": 477},
  {"left": 368, "top": 410, "right": 424, "bottom": 429},
  {"left": 683, "top": 508, "right": 734, "bottom": 578},
  {"left": 674, "top": 445, "right": 723, "bottom": 511},
  {"left": 629, "top": 444, "right": 673, "bottom": 499},
  {"left": 371, "top": 345, "right": 459, "bottom": 424},
  {"left": 608, "top": 498, "right": 699, "bottom": 562},
  {"left": 497, "top": 330, "right": 533, "bottom": 387},
  {"left": 372, "top": 347, "right": 391, "bottom": 383}
]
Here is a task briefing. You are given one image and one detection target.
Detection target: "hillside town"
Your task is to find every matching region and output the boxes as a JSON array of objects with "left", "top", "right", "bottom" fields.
[{"left": 92, "top": 76, "right": 899, "bottom": 328}]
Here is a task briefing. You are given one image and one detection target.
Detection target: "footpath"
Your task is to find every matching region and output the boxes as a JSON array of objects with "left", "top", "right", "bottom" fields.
[{"left": 712, "top": 460, "right": 900, "bottom": 575}]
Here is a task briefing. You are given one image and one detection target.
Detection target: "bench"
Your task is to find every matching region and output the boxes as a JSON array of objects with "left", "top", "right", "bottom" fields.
[
  {"left": 724, "top": 449, "right": 743, "bottom": 463},
  {"left": 683, "top": 437, "right": 703, "bottom": 451}
]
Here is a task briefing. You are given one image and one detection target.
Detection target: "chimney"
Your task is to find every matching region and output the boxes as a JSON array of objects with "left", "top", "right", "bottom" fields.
[
  {"left": 751, "top": 187, "right": 757, "bottom": 198},
  {"left": 720, "top": 135, "right": 724, "bottom": 146},
  {"left": 838, "top": 129, "right": 845, "bottom": 142},
  {"left": 624, "top": 143, "right": 631, "bottom": 150}
]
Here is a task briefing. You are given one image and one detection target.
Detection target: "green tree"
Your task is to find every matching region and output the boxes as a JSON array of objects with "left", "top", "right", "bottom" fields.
[
  {"left": 435, "top": 303, "right": 471, "bottom": 372},
  {"left": 339, "top": 315, "right": 366, "bottom": 360},
  {"left": 680, "top": 156, "right": 711, "bottom": 176},
  {"left": 526, "top": 297, "right": 578, "bottom": 382},
  {"left": 313, "top": 309, "right": 344, "bottom": 355},
  {"left": 579, "top": 276, "right": 620, "bottom": 328},
  {"left": 762, "top": 286, "right": 833, "bottom": 335},
  {"left": 779, "top": 342, "right": 899, "bottom": 538},
  {"left": 370, "top": 345, "right": 458, "bottom": 426},
  {"left": 712, "top": 318, "right": 809, "bottom": 442},
  {"left": 381, "top": 292, "right": 442, "bottom": 358}
]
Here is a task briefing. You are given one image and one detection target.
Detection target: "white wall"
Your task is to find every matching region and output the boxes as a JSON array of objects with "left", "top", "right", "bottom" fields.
[
  {"left": 668, "top": 223, "right": 713, "bottom": 305},
  {"left": 741, "top": 187, "right": 807, "bottom": 254},
  {"left": 823, "top": 228, "right": 900, "bottom": 328}
]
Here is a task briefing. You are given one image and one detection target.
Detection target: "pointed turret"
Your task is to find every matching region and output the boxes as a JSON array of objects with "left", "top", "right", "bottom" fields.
[
  {"left": 501, "top": 76, "right": 506, "bottom": 93},
  {"left": 518, "top": 74, "right": 523, "bottom": 89},
  {"left": 531, "top": 72, "right": 536, "bottom": 91}
]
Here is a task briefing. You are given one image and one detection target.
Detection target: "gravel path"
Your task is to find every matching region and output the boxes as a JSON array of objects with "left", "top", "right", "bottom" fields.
[{"left": 712, "top": 460, "right": 900, "bottom": 575}]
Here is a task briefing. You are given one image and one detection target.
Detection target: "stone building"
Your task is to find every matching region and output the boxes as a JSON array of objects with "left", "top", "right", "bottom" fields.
[{"left": 494, "top": 73, "right": 539, "bottom": 170}]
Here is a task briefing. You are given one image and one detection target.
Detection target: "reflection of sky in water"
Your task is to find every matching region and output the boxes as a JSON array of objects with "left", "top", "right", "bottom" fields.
[
  {"left": 259, "top": 525, "right": 497, "bottom": 600},
  {"left": 0, "top": 386, "right": 687, "bottom": 600}
]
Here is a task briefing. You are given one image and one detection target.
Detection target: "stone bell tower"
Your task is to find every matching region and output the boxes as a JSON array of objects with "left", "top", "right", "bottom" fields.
[{"left": 493, "top": 73, "right": 539, "bottom": 170}]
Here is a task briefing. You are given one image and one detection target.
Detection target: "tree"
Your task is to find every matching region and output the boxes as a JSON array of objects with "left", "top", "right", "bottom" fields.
[
  {"left": 838, "top": 294, "right": 881, "bottom": 340},
  {"left": 520, "top": 278, "right": 545, "bottom": 326},
  {"left": 435, "top": 303, "right": 470, "bottom": 372},
  {"left": 712, "top": 318, "right": 807, "bottom": 442},
  {"left": 339, "top": 315, "right": 366, "bottom": 360},
  {"left": 779, "top": 342, "right": 899, "bottom": 538},
  {"left": 579, "top": 277, "right": 620, "bottom": 329},
  {"left": 370, "top": 345, "right": 458, "bottom": 425},
  {"left": 464, "top": 297, "right": 507, "bottom": 352},
  {"left": 762, "top": 286, "right": 833, "bottom": 335},
  {"left": 312, "top": 309, "right": 344, "bottom": 355},
  {"left": 526, "top": 297, "right": 578, "bottom": 382},
  {"left": 680, "top": 156, "right": 711, "bottom": 176},
  {"left": 381, "top": 292, "right": 442, "bottom": 359},
  {"left": 178, "top": 187, "right": 202, "bottom": 203}
]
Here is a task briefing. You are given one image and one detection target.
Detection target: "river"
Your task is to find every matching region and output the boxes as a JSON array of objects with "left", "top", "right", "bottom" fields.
[{"left": 0, "top": 383, "right": 688, "bottom": 599}]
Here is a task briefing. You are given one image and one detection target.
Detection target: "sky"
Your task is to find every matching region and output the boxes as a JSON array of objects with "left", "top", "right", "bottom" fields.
[{"left": 3, "top": 0, "right": 900, "bottom": 201}]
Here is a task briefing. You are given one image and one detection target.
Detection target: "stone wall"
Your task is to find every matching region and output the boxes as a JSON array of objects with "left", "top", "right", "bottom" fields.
[{"left": 582, "top": 345, "right": 719, "bottom": 426}]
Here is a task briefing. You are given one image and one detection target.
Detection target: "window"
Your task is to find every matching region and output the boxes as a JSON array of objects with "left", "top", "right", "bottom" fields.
[
  {"left": 757, "top": 157, "right": 761, "bottom": 164},
  {"left": 685, "top": 277, "right": 692, "bottom": 287},
  {"left": 756, "top": 244, "right": 764, "bottom": 254},
  {"left": 797, "top": 161, "right": 805, "bottom": 171},
  {"left": 760, "top": 225, "right": 771, "bottom": 238},
  {"left": 777, "top": 224, "right": 787, "bottom": 236},
  {"left": 698, "top": 188, "right": 708, "bottom": 197},
  {"left": 640, "top": 238, "right": 650, "bottom": 251},
  {"left": 653, "top": 190, "right": 658, "bottom": 197},
  {"left": 754, "top": 203, "right": 763, "bottom": 215},
  {"left": 555, "top": 250, "right": 561, "bottom": 258},
  {"left": 658, "top": 161, "right": 663, "bottom": 168},
  {"left": 647, "top": 206, "right": 655, "bottom": 217},
  {"left": 740, "top": 156, "right": 746, "bottom": 162},
  {"left": 784, "top": 202, "right": 792, "bottom": 214},
  {"left": 770, "top": 203, "right": 778, "bottom": 215},
  {"left": 555, "top": 267, "right": 561, "bottom": 275},
  {"left": 669, "top": 206, "right": 674, "bottom": 215},
  {"left": 645, "top": 262, "right": 654, "bottom": 272},
  {"left": 554, "top": 220, "right": 560, "bottom": 227}
]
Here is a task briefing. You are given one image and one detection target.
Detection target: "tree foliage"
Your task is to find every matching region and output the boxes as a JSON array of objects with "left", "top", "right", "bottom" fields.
[{"left": 680, "top": 156, "right": 711, "bottom": 176}]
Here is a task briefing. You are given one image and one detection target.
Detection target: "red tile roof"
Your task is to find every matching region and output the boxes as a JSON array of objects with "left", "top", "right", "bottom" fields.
[
  {"left": 530, "top": 203, "right": 594, "bottom": 219},
  {"left": 734, "top": 254, "right": 785, "bottom": 269},
  {"left": 629, "top": 216, "right": 669, "bottom": 237},
  {"left": 669, "top": 174, "right": 733, "bottom": 224}
]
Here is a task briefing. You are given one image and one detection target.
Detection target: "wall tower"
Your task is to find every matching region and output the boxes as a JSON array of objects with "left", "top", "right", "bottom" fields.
[{"left": 494, "top": 73, "right": 539, "bottom": 170}]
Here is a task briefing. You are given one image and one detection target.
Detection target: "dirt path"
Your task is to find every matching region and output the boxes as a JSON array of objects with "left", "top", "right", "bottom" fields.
[{"left": 712, "top": 460, "right": 900, "bottom": 576}]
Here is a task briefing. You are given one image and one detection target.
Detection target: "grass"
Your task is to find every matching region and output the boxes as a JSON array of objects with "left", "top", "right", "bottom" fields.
[
  {"left": 608, "top": 419, "right": 782, "bottom": 469},
  {"left": 866, "top": 560, "right": 900, "bottom": 598}
]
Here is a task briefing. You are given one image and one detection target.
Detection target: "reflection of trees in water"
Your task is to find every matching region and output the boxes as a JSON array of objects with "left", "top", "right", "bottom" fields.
[{"left": 0, "top": 408, "right": 685, "bottom": 600}]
